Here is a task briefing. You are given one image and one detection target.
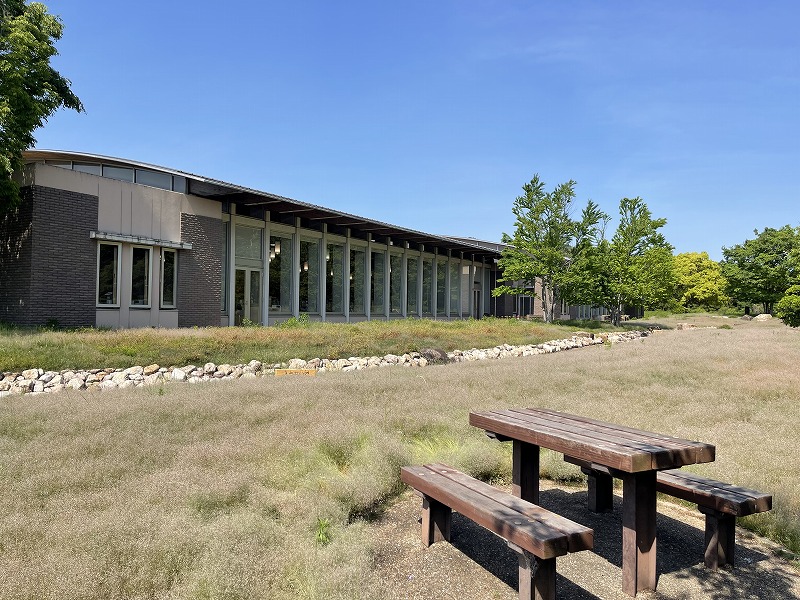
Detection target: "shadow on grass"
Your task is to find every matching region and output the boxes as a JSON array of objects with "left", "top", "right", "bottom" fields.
[{"left": 446, "top": 488, "right": 793, "bottom": 599}]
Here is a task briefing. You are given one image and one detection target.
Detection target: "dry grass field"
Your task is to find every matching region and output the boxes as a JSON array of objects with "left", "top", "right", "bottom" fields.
[{"left": 0, "top": 314, "right": 797, "bottom": 598}]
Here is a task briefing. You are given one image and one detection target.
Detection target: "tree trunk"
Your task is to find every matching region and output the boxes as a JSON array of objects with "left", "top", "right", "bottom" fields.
[{"left": 541, "top": 281, "right": 554, "bottom": 323}]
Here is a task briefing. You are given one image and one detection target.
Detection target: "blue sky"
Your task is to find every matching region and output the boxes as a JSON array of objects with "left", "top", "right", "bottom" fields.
[{"left": 36, "top": 1, "right": 799, "bottom": 260}]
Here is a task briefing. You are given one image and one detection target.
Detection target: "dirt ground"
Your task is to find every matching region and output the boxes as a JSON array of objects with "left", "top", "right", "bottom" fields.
[{"left": 371, "top": 482, "right": 800, "bottom": 599}]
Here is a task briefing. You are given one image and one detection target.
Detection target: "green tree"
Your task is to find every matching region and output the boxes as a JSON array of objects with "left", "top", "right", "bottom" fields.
[
  {"left": 720, "top": 226, "right": 800, "bottom": 314},
  {"left": 1, "top": 1, "right": 83, "bottom": 208},
  {"left": 492, "top": 175, "right": 605, "bottom": 322},
  {"left": 673, "top": 252, "right": 729, "bottom": 310},
  {"left": 573, "top": 197, "right": 675, "bottom": 325},
  {"left": 775, "top": 285, "right": 800, "bottom": 327}
]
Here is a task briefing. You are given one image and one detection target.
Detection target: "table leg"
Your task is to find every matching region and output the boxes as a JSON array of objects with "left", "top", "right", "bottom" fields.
[
  {"left": 622, "top": 471, "right": 657, "bottom": 596},
  {"left": 512, "top": 440, "right": 540, "bottom": 503}
]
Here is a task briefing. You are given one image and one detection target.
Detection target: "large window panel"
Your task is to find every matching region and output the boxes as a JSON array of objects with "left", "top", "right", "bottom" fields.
[
  {"left": 436, "top": 260, "right": 446, "bottom": 314},
  {"left": 422, "top": 258, "right": 433, "bottom": 315},
  {"left": 349, "top": 247, "right": 366, "bottom": 314},
  {"left": 235, "top": 225, "right": 262, "bottom": 261},
  {"left": 103, "top": 165, "right": 134, "bottom": 182},
  {"left": 135, "top": 169, "right": 172, "bottom": 190},
  {"left": 131, "top": 246, "right": 151, "bottom": 307},
  {"left": 269, "top": 235, "right": 293, "bottom": 313},
  {"left": 97, "top": 243, "right": 120, "bottom": 306},
  {"left": 221, "top": 223, "right": 229, "bottom": 311},
  {"left": 161, "top": 249, "right": 177, "bottom": 308},
  {"left": 449, "top": 261, "right": 461, "bottom": 315},
  {"left": 371, "top": 251, "right": 385, "bottom": 315},
  {"left": 326, "top": 243, "right": 345, "bottom": 313},
  {"left": 390, "top": 254, "right": 402, "bottom": 314},
  {"left": 299, "top": 239, "right": 319, "bottom": 313},
  {"left": 406, "top": 257, "right": 419, "bottom": 315}
]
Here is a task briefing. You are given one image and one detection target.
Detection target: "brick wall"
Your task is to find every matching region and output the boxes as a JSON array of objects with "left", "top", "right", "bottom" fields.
[
  {"left": 178, "top": 213, "right": 222, "bottom": 327},
  {"left": 27, "top": 186, "right": 98, "bottom": 327},
  {"left": 0, "top": 187, "right": 34, "bottom": 324}
]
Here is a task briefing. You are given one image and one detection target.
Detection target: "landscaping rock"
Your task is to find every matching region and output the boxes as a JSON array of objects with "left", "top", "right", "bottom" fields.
[{"left": 1, "top": 329, "right": 651, "bottom": 397}]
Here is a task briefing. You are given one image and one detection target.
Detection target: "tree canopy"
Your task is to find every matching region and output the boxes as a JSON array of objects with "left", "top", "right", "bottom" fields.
[
  {"left": 720, "top": 226, "right": 800, "bottom": 313},
  {"left": 492, "top": 174, "right": 605, "bottom": 322},
  {"left": 672, "top": 252, "right": 729, "bottom": 310},
  {"left": 572, "top": 197, "right": 675, "bottom": 324},
  {"left": 0, "top": 0, "right": 83, "bottom": 208}
]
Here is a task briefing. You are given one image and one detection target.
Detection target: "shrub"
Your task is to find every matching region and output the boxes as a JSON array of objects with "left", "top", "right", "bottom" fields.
[{"left": 775, "top": 285, "right": 800, "bottom": 328}]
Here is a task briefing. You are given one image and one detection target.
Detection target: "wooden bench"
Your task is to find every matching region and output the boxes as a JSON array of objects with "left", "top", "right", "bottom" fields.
[
  {"left": 563, "top": 456, "right": 772, "bottom": 570},
  {"left": 401, "top": 463, "right": 593, "bottom": 600}
]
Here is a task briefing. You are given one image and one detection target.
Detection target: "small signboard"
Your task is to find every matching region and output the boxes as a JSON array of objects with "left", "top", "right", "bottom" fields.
[{"left": 274, "top": 368, "right": 317, "bottom": 377}]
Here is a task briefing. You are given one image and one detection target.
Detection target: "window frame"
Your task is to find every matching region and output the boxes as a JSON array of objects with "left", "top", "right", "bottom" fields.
[
  {"left": 130, "top": 245, "right": 153, "bottom": 308},
  {"left": 96, "top": 242, "right": 122, "bottom": 308},
  {"left": 161, "top": 248, "right": 178, "bottom": 309}
]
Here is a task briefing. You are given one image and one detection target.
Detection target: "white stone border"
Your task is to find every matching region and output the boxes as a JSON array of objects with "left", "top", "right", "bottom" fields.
[{"left": 0, "top": 330, "right": 650, "bottom": 397}]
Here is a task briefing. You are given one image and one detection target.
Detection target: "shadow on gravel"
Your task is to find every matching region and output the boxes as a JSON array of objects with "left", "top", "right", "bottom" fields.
[{"left": 448, "top": 488, "right": 794, "bottom": 599}]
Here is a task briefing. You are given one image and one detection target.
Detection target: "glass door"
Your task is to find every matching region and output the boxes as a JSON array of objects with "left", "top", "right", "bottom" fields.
[{"left": 234, "top": 268, "right": 262, "bottom": 325}]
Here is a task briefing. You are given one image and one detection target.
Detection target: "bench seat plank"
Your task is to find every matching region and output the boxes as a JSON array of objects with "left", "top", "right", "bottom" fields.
[
  {"left": 657, "top": 469, "right": 772, "bottom": 517},
  {"left": 401, "top": 464, "right": 582, "bottom": 559},
  {"left": 562, "top": 454, "right": 772, "bottom": 571},
  {"left": 402, "top": 463, "right": 593, "bottom": 600},
  {"left": 424, "top": 463, "right": 593, "bottom": 553}
]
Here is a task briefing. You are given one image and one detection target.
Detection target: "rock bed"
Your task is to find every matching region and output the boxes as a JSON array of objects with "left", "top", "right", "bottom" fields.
[{"left": 0, "top": 330, "right": 649, "bottom": 397}]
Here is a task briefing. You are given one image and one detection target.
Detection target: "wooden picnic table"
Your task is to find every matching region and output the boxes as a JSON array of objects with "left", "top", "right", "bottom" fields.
[{"left": 469, "top": 408, "right": 716, "bottom": 596}]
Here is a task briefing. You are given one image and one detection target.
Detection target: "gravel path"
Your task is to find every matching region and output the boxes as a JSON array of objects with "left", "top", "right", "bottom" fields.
[{"left": 371, "top": 482, "right": 799, "bottom": 599}]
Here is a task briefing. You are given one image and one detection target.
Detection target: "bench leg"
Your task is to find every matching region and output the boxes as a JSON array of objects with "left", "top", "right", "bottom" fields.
[
  {"left": 421, "top": 495, "right": 451, "bottom": 547},
  {"left": 582, "top": 467, "right": 614, "bottom": 513},
  {"left": 700, "top": 507, "right": 735, "bottom": 570},
  {"left": 510, "top": 544, "right": 556, "bottom": 600}
]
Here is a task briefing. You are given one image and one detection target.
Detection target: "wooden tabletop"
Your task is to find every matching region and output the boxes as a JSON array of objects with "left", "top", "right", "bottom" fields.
[{"left": 469, "top": 408, "right": 715, "bottom": 473}]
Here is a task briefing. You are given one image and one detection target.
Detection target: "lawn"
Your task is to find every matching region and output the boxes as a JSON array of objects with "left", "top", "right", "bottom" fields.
[{"left": 0, "top": 314, "right": 797, "bottom": 599}]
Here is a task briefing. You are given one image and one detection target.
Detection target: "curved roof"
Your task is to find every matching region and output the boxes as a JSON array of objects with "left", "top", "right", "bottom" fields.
[{"left": 25, "top": 149, "right": 501, "bottom": 260}]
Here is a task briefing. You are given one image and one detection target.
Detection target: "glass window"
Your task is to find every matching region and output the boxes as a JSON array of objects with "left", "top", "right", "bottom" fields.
[
  {"left": 371, "top": 251, "right": 385, "bottom": 315},
  {"left": 349, "top": 247, "right": 366, "bottom": 314},
  {"left": 74, "top": 162, "right": 102, "bottom": 176},
  {"left": 172, "top": 176, "right": 187, "bottom": 193},
  {"left": 97, "top": 243, "right": 120, "bottom": 306},
  {"left": 161, "top": 249, "right": 177, "bottom": 308},
  {"left": 436, "top": 260, "right": 446, "bottom": 314},
  {"left": 299, "top": 239, "right": 319, "bottom": 313},
  {"left": 103, "top": 165, "right": 134, "bottom": 182},
  {"left": 326, "top": 243, "right": 345, "bottom": 313},
  {"left": 389, "top": 254, "right": 402, "bottom": 314},
  {"left": 269, "top": 235, "right": 293, "bottom": 313},
  {"left": 221, "top": 223, "right": 228, "bottom": 311},
  {"left": 135, "top": 169, "right": 172, "bottom": 190},
  {"left": 46, "top": 160, "right": 72, "bottom": 169},
  {"left": 131, "top": 247, "right": 151, "bottom": 306},
  {"left": 407, "top": 257, "right": 419, "bottom": 315},
  {"left": 235, "top": 225, "right": 262, "bottom": 260},
  {"left": 422, "top": 258, "right": 433, "bottom": 315},
  {"left": 450, "top": 261, "right": 461, "bottom": 315}
]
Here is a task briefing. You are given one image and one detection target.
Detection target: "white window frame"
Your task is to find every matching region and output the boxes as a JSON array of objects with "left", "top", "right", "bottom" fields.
[
  {"left": 130, "top": 245, "right": 152, "bottom": 308},
  {"left": 96, "top": 242, "right": 121, "bottom": 308},
  {"left": 161, "top": 248, "right": 178, "bottom": 309}
]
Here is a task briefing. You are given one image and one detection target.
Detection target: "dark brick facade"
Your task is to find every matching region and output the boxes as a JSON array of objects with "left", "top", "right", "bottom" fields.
[
  {"left": 0, "top": 187, "right": 34, "bottom": 325},
  {"left": 0, "top": 185, "right": 97, "bottom": 327},
  {"left": 178, "top": 213, "right": 222, "bottom": 327}
]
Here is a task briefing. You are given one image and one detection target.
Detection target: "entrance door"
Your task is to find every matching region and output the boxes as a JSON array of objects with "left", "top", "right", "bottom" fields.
[
  {"left": 234, "top": 268, "right": 262, "bottom": 325},
  {"left": 473, "top": 289, "right": 482, "bottom": 319}
]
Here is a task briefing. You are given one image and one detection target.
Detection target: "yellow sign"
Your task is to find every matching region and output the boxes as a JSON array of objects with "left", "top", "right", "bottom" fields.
[{"left": 274, "top": 368, "right": 317, "bottom": 377}]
